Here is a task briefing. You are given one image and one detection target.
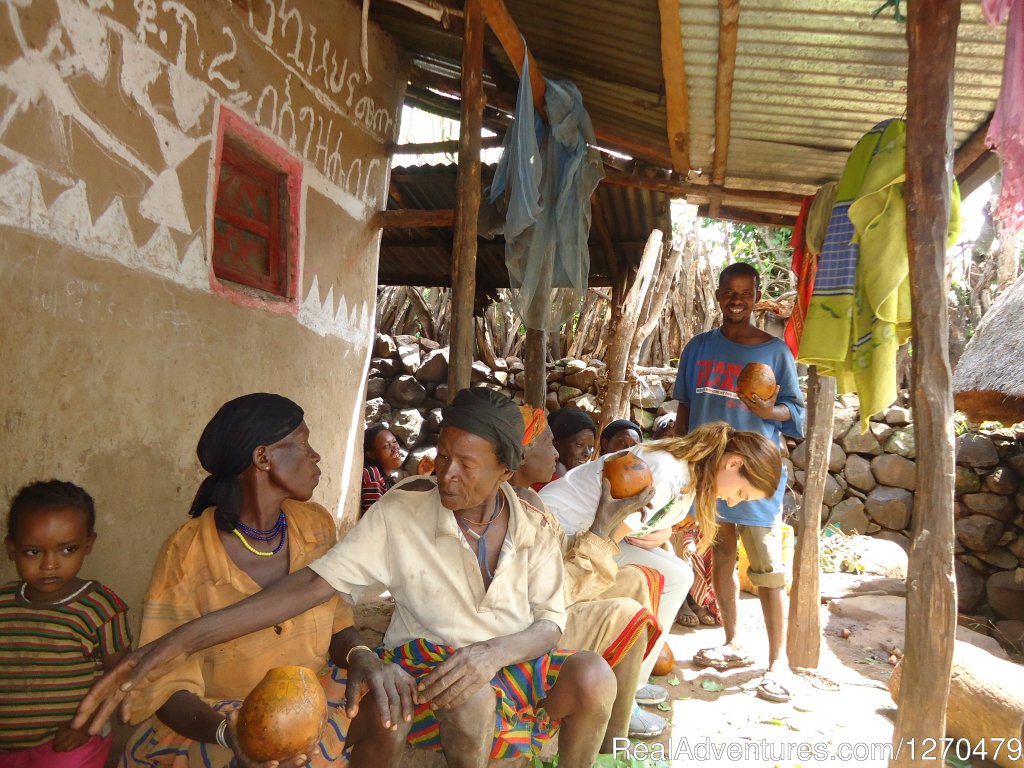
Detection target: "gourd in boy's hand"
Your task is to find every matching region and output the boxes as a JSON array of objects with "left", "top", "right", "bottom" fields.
[{"left": 737, "top": 362, "right": 776, "bottom": 402}]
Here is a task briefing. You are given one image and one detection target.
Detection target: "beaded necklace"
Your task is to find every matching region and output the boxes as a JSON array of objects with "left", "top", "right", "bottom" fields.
[
  {"left": 455, "top": 495, "right": 504, "bottom": 581},
  {"left": 232, "top": 512, "right": 287, "bottom": 557}
]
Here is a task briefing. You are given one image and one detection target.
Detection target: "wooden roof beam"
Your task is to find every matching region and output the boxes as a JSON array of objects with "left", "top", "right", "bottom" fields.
[
  {"left": 374, "top": 209, "right": 457, "bottom": 228},
  {"left": 657, "top": 0, "right": 691, "bottom": 174},
  {"left": 600, "top": 169, "right": 806, "bottom": 207},
  {"left": 710, "top": 0, "right": 740, "bottom": 216},
  {"left": 480, "top": 0, "right": 547, "bottom": 115}
]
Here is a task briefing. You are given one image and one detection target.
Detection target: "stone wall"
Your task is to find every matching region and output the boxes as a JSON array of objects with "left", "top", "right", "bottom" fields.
[{"left": 365, "top": 335, "right": 1024, "bottom": 640}]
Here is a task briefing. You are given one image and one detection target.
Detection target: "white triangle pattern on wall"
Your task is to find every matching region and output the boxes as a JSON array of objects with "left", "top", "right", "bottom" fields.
[
  {"left": 297, "top": 274, "right": 370, "bottom": 344},
  {"left": 0, "top": 161, "right": 209, "bottom": 290}
]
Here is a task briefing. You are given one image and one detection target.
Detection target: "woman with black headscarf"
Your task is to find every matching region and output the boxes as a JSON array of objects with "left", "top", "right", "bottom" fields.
[
  {"left": 547, "top": 408, "right": 596, "bottom": 480},
  {"left": 119, "top": 394, "right": 409, "bottom": 768}
]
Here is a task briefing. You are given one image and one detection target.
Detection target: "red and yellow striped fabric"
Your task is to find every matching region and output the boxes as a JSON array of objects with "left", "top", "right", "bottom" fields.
[{"left": 381, "top": 639, "right": 572, "bottom": 760}]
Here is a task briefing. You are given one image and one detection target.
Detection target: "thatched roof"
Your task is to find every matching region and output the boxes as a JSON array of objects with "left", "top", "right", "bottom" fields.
[{"left": 953, "top": 272, "right": 1024, "bottom": 425}]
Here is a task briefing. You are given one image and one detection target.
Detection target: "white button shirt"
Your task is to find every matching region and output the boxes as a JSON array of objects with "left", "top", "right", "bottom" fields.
[{"left": 310, "top": 477, "right": 567, "bottom": 650}]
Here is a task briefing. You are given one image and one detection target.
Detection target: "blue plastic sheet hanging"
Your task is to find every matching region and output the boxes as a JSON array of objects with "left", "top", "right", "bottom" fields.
[{"left": 479, "top": 51, "right": 604, "bottom": 332}]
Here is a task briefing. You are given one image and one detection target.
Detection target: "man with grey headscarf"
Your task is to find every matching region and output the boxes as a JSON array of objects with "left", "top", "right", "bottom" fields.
[{"left": 76, "top": 388, "right": 616, "bottom": 768}]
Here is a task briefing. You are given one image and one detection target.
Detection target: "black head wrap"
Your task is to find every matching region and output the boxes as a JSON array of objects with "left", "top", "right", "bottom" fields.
[
  {"left": 549, "top": 408, "right": 596, "bottom": 441},
  {"left": 189, "top": 393, "right": 305, "bottom": 531},
  {"left": 601, "top": 418, "right": 643, "bottom": 448},
  {"left": 440, "top": 388, "right": 524, "bottom": 470}
]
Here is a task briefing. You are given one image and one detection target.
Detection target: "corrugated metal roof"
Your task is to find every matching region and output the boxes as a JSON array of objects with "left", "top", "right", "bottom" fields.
[{"left": 370, "top": 0, "right": 1007, "bottom": 281}]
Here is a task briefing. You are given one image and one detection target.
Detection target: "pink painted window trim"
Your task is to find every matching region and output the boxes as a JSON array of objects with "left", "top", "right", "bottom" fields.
[{"left": 210, "top": 106, "right": 303, "bottom": 315}]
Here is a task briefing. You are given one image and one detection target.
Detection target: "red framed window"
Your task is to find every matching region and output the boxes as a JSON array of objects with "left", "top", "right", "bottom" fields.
[{"left": 212, "top": 139, "right": 289, "bottom": 297}]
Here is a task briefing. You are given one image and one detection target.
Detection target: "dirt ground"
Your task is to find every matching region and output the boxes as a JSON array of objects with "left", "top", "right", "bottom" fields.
[{"left": 353, "top": 572, "right": 1016, "bottom": 768}]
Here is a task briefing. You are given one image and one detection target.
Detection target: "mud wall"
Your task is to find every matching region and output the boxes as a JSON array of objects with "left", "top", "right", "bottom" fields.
[{"left": 0, "top": 0, "right": 406, "bottom": 631}]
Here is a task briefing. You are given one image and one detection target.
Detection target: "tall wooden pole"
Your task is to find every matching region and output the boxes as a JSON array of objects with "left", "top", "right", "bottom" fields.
[
  {"left": 446, "top": 0, "right": 485, "bottom": 399},
  {"left": 524, "top": 329, "right": 547, "bottom": 407},
  {"left": 787, "top": 366, "right": 835, "bottom": 667},
  {"left": 891, "top": 2, "right": 959, "bottom": 765}
]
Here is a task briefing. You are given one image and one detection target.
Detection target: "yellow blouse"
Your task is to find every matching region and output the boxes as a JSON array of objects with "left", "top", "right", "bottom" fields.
[{"left": 129, "top": 501, "right": 352, "bottom": 724}]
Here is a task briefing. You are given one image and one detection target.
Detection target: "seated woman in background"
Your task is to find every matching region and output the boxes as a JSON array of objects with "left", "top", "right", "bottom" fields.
[
  {"left": 547, "top": 408, "right": 596, "bottom": 482},
  {"left": 361, "top": 424, "right": 403, "bottom": 515},
  {"left": 598, "top": 419, "right": 643, "bottom": 455},
  {"left": 119, "top": 393, "right": 407, "bottom": 767}
]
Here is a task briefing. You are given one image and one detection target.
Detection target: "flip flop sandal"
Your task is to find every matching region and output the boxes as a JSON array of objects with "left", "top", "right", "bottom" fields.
[
  {"left": 756, "top": 677, "right": 792, "bottom": 703},
  {"left": 692, "top": 646, "right": 754, "bottom": 670}
]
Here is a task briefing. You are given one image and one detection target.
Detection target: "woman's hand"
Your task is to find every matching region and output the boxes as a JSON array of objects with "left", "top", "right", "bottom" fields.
[
  {"left": 344, "top": 648, "right": 417, "bottom": 730},
  {"left": 51, "top": 723, "right": 91, "bottom": 752},
  {"left": 224, "top": 710, "right": 315, "bottom": 768},
  {"left": 624, "top": 526, "right": 673, "bottom": 549},
  {"left": 416, "top": 641, "right": 500, "bottom": 710},
  {"left": 590, "top": 478, "right": 656, "bottom": 541},
  {"left": 73, "top": 639, "right": 188, "bottom": 734}
]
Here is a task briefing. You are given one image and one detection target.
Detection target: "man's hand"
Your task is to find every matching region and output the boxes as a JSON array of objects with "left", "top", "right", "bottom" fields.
[
  {"left": 52, "top": 723, "right": 90, "bottom": 752},
  {"left": 416, "top": 641, "right": 499, "bottom": 710},
  {"left": 224, "top": 710, "right": 314, "bottom": 768},
  {"left": 590, "top": 478, "right": 656, "bottom": 541},
  {"left": 739, "top": 385, "right": 780, "bottom": 421},
  {"left": 73, "top": 640, "right": 189, "bottom": 734},
  {"left": 623, "top": 526, "right": 673, "bottom": 549},
  {"left": 344, "top": 648, "right": 417, "bottom": 730}
]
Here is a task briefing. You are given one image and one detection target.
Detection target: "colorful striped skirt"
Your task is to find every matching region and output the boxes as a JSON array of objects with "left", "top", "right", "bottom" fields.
[
  {"left": 118, "top": 663, "right": 350, "bottom": 768},
  {"left": 381, "top": 639, "right": 573, "bottom": 760}
]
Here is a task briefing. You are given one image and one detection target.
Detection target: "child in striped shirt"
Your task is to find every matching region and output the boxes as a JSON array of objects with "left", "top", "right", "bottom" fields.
[{"left": 1, "top": 480, "right": 132, "bottom": 768}]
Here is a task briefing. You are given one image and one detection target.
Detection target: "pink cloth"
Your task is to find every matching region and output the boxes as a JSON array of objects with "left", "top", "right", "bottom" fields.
[
  {"left": 0, "top": 735, "right": 110, "bottom": 768},
  {"left": 984, "top": 0, "right": 1024, "bottom": 232}
]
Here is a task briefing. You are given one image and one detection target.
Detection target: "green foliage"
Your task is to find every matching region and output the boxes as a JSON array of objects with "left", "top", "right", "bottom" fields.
[{"left": 700, "top": 220, "right": 796, "bottom": 300}]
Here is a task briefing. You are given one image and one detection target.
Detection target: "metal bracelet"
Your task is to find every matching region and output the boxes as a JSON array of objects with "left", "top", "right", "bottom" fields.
[
  {"left": 345, "top": 644, "right": 374, "bottom": 666},
  {"left": 215, "top": 718, "right": 229, "bottom": 749}
]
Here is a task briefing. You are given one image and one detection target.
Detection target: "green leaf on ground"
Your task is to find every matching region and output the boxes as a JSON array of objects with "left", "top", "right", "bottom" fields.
[
  {"left": 701, "top": 678, "right": 726, "bottom": 692},
  {"left": 793, "top": 705, "right": 813, "bottom": 712},
  {"left": 666, "top": 675, "right": 681, "bottom": 686},
  {"left": 656, "top": 701, "right": 672, "bottom": 711},
  {"left": 761, "top": 718, "right": 800, "bottom": 731}
]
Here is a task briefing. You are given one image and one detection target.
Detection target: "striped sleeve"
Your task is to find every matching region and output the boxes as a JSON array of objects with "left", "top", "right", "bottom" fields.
[
  {"left": 361, "top": 466, "right": 387, "bottom": 513},
  {"left": 88, "top": 584, "right": 132, "bottom": 657}
]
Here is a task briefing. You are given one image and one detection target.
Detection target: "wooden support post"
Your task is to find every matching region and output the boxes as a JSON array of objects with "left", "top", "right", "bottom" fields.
[
  {"left": 602, "top": 230, "right": 663, "bottom": 431},
  {"left": 524, "top": 328, "right": 547, "bottom": 407},
  {"left": 787, "top": 366, "right": 835, "bottom": 668},
  {"left": 446, "top": 0, "right": 485, "bottom": 400},
  {"left": 891, "top": 2, "right": 960, "bottom": 765},
  {"left": 481, "top": 0, "right": 546, "bottom": 114}
]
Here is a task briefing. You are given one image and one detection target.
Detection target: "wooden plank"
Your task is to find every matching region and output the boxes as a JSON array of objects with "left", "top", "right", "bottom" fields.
[
  {"left": 373, "top": 209, "right": 456, "bottom": 228},
  {"left": 712, "top": 0, "right": 740, "bottom": 188},
  {"left": 787, "top": 366, "right": 835, "bottom": 668},
  {"left": 387, "top": 136, "right": 504, "bottom": 156},
  {"left": 601, "top": 170, "right": 807, "bottom": 207},
  {"left": 481, "top": 0, "right": 546, "bottom": 114},
  {"left": 696, "top": 204, "right": 798, "bottom": 228},
  {"left": 524, "top": 328, "right": 547, "bottom": 407},
  {"left": 953, "top": 117, "right": 992, "bottom": 177},
  {"left": 890, "top": 2, "right": 960, "bottom": 764},
  {"left": 446, "top": 0, "right": 485, "bottom": 400},
  {"left": 657, "top": 0, "right": 691, "bottom": 174}
]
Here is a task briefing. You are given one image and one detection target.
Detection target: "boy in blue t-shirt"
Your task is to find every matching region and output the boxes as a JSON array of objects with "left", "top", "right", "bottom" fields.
[{"left": 673, "top": 262, "right": 805, "bottom": 703}]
